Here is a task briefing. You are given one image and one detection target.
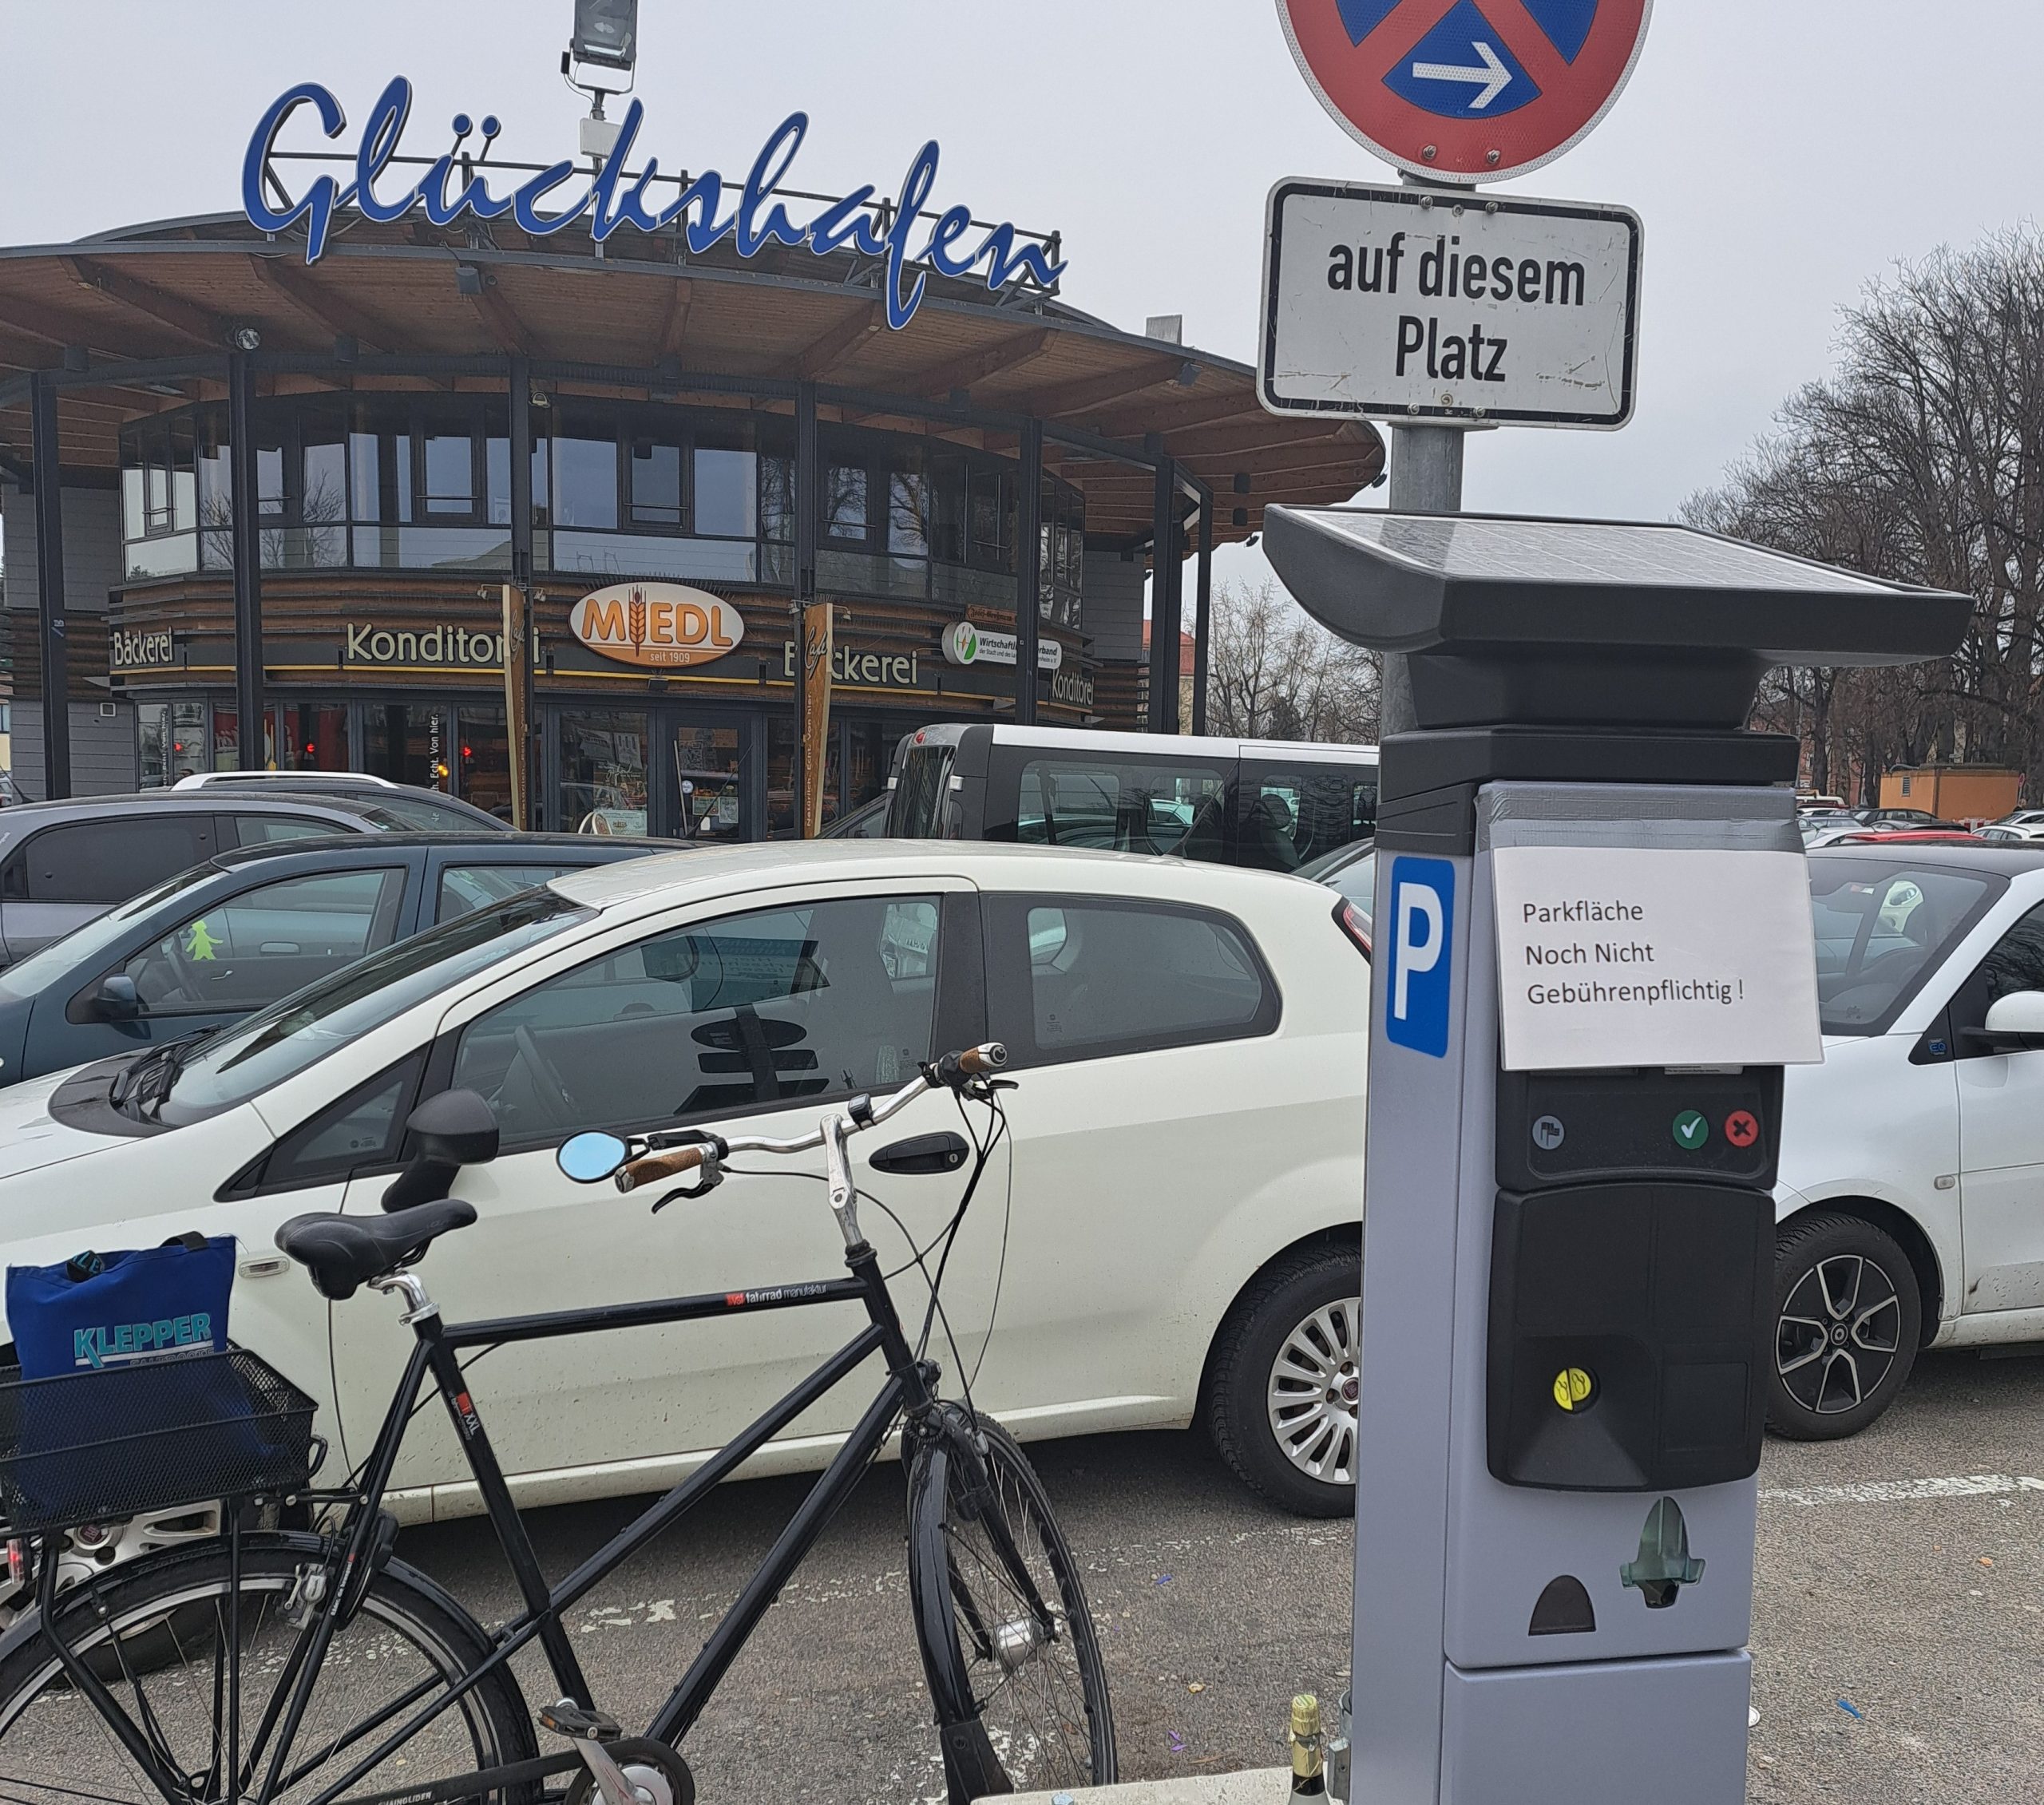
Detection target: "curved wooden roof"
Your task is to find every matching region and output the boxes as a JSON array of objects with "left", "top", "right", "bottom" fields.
[{"left": 0, "top": 212, "right": 1382, "bottom": 547}]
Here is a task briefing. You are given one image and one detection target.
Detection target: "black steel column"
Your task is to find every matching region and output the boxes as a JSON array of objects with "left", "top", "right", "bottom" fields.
[
  {"left": 509, "top": 356, "right": 537, "bottom": 825},
  {"left": 1013, "top": 417, "right": 1043, "bottom": 723},
  {"left": 28, "top": 373, "right": 69, "bottom": 800},
  {"left": 793, "top": 381, "right": 819, "bottom": 835},
  {"left": 1191, "top": 500, "right": 1214, "bottom": 735},
  {"left": 228, "top": 351, "right": 264, "bottom": 770},
  {"left": 1146, "top": 447, "right": 1180, "bottom": 735}
]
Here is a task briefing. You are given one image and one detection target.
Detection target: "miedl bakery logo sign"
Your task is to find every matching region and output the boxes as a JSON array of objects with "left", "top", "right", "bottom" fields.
[{"left": 570, "top": 581, "right": 747, "bottom": 669}]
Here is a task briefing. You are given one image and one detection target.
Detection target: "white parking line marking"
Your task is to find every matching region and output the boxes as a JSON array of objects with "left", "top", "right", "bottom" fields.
[{"left": 1761, "top": 1473, "right": 2044, "bottom": 1505}]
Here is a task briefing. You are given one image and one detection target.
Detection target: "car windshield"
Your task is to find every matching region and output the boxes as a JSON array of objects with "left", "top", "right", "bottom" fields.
[
  {"left": 1809, "top": 857, "right": 2002, "bottom": 1035},
  {"left": 153, "top": 888, "right": 592, "bottom": 1124},
  {"left": 0, "top": 864, "right": 220, "bottom": 998}
]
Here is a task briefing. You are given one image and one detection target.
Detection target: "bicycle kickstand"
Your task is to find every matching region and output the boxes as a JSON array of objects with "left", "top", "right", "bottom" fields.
[{"left": 539, "top": 1700, "right": 640, "bottom": 1805}]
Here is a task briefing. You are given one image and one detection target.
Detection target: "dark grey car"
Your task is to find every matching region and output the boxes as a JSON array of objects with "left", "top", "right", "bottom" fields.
[
  {"left": 0, "top": 831, "right": 691, "bottom": 1087},
  {"left": 0, "top": 791, "right": 422, "bottom": 967}
]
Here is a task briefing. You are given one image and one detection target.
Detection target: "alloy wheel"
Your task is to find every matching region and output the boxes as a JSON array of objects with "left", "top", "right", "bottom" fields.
[
  {"left": 1777, "top": 1253, "right": 1903, "bottom": 1415},
  {"left": 1266, "top": 1298, "right": 1361, "bottom": 1484}
]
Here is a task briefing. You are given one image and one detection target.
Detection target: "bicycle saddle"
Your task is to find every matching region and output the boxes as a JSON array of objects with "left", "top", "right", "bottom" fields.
[{"left": 275, "top": 1200, "right": 477, "bottom": 1300}]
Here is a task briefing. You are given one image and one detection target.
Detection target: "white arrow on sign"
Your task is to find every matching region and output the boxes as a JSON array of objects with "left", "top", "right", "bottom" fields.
[{"left": 1410, "top": 40, "right": 1511, "bottom": 111}]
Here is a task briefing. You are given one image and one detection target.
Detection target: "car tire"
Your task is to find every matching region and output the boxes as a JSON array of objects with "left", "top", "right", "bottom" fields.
[
  {"left": 1769, "top": 1212, "right": 1922, "bottom": 1440},
  {"left": 1207, "top": 1243, "right": 1360, "bottom": 1517}
]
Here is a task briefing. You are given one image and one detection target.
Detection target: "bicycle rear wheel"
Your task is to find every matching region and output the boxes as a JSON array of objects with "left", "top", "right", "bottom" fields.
[
  {"left": 909, "top": 1410, "right": 1115, "bottom": 1801},
  {"left": 0, "top": 1532, "right": 537, "bottom": 1803}
]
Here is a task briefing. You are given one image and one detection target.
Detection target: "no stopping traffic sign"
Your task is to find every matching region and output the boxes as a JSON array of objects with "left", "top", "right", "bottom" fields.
[{"left": 1276, "top": 0, "right": 1653, "bottom": 183}]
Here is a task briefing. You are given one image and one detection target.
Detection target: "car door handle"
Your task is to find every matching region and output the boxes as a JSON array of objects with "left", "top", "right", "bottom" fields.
[{"left": 869, "top": 1132, "right": 970, "bottom": 1176}]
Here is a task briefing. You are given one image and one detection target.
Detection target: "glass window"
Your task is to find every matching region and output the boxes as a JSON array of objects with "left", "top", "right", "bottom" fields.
[
  {"left": 559, "top": 710, "right": 649, "bottom": 835},
  {"left": 486, "top": 434, "right": 511, "bottom": 526},
  {"left": 364, "top": 703, "right": 450, "bottom": 792},
  {"left": 232, "top": 814, "right": 342, "bottom": 847},
  {"left": 889, "top": 742, "right": 956, "bottom": 838},
  {"left": 675, "top": 723, "right": 743, "bottom": 841},
  {"left": 988, "top": 896, "right": 1276, "bottom": 1066},
  {"left": 768, "top": 717, "right": 842, "bottom": 834},
  {"left": 121, "top": 868, "right": 408, "bottom": 1016},
  {"left": 438, "top": 865, "right": 573, "bottom": 921},
  {"left": 137, "top": 703, "right": 171, "bottom": 790},
  {"left": 1235, "top": 764, "right": 1378, "bottom": 873},
  {"left": 424, "top": 430, "right": 475, "bottom": 517},
  {"left": 14, "top": 816, "right": 216, "bottom": 904},
  {"left": 824, "top": 464, "right": 869, "bottom": 543},
  {"left": 257, "top": 1057, "right": 425, "bottom": 1189},
  {"left": 156, "top": 890, "right": 590, "bottom": 1125},
  {"left": 761, "top": 455, "right": 795, "bottom": 544},
  {"left": 969, "top": 469, "right": 1010, "bottom": 570},
  {"left": 1808, "top": 861, "right": 1998, "bottom": 1035},
  {"left": 629, "top": 430, "right": 684, "bottom": 528},
  {"left": 449, "top": 894, "right": 944, "bottom": 1142},
  {"left": 695, "top": 447, "right": 757, "bottom": 537},
  {"left": 457, "top": 704, "right": 512, "bottom": 820},
  {"left": 1975, "top": 904, "right": 2044, "bottom": 1007},
  {"left": 170, "top": 702, "right": 208, "bottom": 783},
  {"left": 889, "top": 467, "right": 929, "bottom": 556},
  {"left": 281, "top": 703, "right": 351, "bottom": 772},
  {"left": 554, "top": 420, "right": 618, "bottom": 529},
  {"left": 1016, "top": 758, "right": 1228, "bottom": 857}
]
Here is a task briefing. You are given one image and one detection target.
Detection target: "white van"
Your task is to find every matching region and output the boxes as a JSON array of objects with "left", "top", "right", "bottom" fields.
[{"left": 885, "top": 724, "right": 1379, "bottom": 873}]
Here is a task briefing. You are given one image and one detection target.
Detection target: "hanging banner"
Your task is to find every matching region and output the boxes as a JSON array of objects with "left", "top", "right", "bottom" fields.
[
  {"left": 501, "top": 584, "right": 529, "bottom": 829},
  {"left": 801, "top": 602, "right": 835, "bottom": 839}
]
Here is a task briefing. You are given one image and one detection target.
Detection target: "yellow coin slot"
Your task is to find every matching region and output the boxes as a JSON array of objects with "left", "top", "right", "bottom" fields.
[{"left": 1552, "top": 1367, "right": 1597, "bottom": 1412}]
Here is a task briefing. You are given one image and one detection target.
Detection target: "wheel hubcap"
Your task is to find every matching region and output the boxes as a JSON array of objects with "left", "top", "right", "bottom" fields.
[
  {"left": 1777, "top": 1252, "right": 1903, "bottom": 1415},
  {"left": 1268, "top": 1298, "right": 1361, "bottom": 1484}
]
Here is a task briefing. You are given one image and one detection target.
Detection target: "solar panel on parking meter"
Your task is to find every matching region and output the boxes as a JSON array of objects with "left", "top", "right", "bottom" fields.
[
  {"left": 1265, "top": 506, "right": 1971, "bottom": 1805},
  {"left": 1276, "top": 0, "right": 1655, "bottom": 184}
]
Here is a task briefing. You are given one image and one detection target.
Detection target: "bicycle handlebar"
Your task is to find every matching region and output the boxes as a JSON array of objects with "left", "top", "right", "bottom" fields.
[
  {"left": 615, "top": 1144, "right": 709, "bottom": 1192},
  {"left": 612, "top": 1043, "right": 1008, "bottom": 1195}
]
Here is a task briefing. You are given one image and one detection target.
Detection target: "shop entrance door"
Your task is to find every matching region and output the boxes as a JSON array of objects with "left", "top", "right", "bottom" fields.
[
  {"left": 549, "top": 707, "right": 743, "bottom": 839},
  {"left": 455, "top": 703, "right": 513, "bottom": 821}
]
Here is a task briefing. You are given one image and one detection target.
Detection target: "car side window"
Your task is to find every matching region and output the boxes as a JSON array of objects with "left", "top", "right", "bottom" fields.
[
  {"left": 438, "top": 865, "right": 573, "bottom": 922},
  {"left": 120, "top": 868, "right": 408, "bottom": 1015},
  {"left": 11, "top": 817, "right": 216, "bottom": 904},
  {"left": 450, "top": 894, "right": 945, "bottom": 1143},
  {"left": 1016, "top": 759, "right": 1229, "bottom": 857},
  {"left": 1235, "top": 764, "right": 1377, "bottom": 873},
  {"left": 986, "top": 894, "right": 1278, "bottom": 1066},
  {"left": 1946, "top": 901, "right": 2044, "bottom": 1054},
  {"left": 232, "top": 814, "right": 339, "bottom": 846},
  {"left": 230, "top": 1055, "right": 426, "bottom": 1194}
]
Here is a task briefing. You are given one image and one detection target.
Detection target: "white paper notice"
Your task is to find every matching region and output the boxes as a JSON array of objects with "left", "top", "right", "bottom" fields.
[{"left": 1492, "top": 845, "right": 1823, "bottom": 1072}]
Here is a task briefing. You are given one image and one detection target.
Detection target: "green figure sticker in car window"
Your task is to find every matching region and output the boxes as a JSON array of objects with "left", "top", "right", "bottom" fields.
[{"left": 184, "top": 919, "right": 223, "bottom": 961}]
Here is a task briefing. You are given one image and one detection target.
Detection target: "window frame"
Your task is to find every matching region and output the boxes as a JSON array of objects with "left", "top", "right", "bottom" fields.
[{"left": 983, "top": 891, "right": 1281, "bottom": 1070}]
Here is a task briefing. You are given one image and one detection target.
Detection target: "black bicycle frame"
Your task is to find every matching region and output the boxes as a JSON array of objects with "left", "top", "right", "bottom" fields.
[{"left": 242, "top": 1240, "right": 941, "bottom": 1805}]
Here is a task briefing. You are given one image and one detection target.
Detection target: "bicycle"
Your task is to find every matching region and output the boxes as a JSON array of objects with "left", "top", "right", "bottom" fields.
[{"left": 0, "top": 1043, "right": 1115, "bottom": 1804}]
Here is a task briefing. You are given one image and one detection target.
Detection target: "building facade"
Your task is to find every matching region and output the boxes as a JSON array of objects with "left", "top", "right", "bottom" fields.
[{"left": 0, "top": 123, "right": 1381, "bottom": 835}]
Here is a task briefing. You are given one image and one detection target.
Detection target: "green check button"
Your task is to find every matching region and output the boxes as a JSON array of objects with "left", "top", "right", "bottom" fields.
[{"left": 1672, "top": 1110, "right": 1709, "bottom": 1152}]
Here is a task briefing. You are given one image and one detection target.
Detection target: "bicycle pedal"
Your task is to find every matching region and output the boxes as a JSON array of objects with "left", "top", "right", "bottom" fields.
[{"left": 540, "top": 1699, "right": 623, "bottom": 1740}]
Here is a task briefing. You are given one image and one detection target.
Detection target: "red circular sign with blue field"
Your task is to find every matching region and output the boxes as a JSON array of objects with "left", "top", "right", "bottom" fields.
[{"left": 1277, "top": 0, "right": 1653, "bottom": 184}]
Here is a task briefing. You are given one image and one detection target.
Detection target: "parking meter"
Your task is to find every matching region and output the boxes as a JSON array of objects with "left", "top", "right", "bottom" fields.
[{"left": 1263, "top": 510, "right": 1969, "bottom": 1805}]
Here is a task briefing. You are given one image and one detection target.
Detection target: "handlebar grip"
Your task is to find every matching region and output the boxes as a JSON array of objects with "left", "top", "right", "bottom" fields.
[
  {"left": 955, "top": 1043, "right": 1008, "bottom": 1077},
  {"left": 616, "top": 1146, "right": 707, "bottom": 1193}
]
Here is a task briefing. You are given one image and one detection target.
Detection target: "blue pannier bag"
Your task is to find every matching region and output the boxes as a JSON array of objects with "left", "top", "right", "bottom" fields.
[{"left": 6, "top": 1234, "right": 233, "bottom": 1379}]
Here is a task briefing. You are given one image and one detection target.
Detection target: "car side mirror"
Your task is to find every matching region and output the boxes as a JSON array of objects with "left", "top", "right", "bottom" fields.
[
  {"left": 93, "top": 974, "right": 141, "bottom": 1022},
  {"left": 1974, "top": 991, "right": 2044, "bottom": 1051},
  {"left": 382, "top": 1088, "right": 500, "bottom": 1212}
]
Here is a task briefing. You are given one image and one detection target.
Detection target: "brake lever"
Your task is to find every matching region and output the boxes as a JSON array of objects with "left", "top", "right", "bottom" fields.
[{"left": 648, "top": 1166, "right": 723, "bottom": 1213}]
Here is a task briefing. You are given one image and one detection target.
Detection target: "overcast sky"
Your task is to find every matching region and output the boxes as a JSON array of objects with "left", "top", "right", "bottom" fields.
[{"left": 2, "top": 1, "right": 2039, "bottom": 598}]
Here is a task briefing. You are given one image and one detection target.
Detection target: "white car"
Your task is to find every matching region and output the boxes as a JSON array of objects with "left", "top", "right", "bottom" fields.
[
  {"left": 0, "top": 842, "right": 1370, "bottom": 1544},
  {"left": 1774, "top": 841, "right": 2044, "bottom": 1435}
]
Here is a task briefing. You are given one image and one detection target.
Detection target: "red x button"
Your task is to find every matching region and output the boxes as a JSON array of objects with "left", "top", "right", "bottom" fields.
[{"left": 1724, "top": 1110, "right": 1761, "bottom": 1150}]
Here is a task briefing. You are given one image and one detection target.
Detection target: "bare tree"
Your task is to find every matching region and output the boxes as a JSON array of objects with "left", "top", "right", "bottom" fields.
[
  {"left": 1205, "top": 579, "right": 1380, "bottom": 744},
  {"left": 1687, "top": 229, "right": 2044, "bottom": 802}
]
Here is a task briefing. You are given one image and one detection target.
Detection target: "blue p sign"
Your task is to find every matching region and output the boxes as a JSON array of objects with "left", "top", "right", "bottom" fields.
[{"left": 1384, "top": 857, "right": 1455, "bottom": 1058}]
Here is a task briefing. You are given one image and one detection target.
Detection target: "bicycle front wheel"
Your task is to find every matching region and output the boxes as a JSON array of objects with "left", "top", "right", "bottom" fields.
[
  {"left": 0, "top": 1532, "right": 537, "bottom": 1804},
  {"left": 909, "top": 1410, "right": 1115, "bottom": 1801}
]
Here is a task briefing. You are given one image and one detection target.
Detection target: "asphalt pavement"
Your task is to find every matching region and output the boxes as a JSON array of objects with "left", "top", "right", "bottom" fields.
[{"left": 390, "top": 1347, "right": 2044, "bottom": 1803}]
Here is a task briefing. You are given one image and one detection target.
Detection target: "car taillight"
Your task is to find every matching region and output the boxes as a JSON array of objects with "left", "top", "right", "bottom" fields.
[{"left": 1334, "top": 897, "right": 1371, "bottom": 961}]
